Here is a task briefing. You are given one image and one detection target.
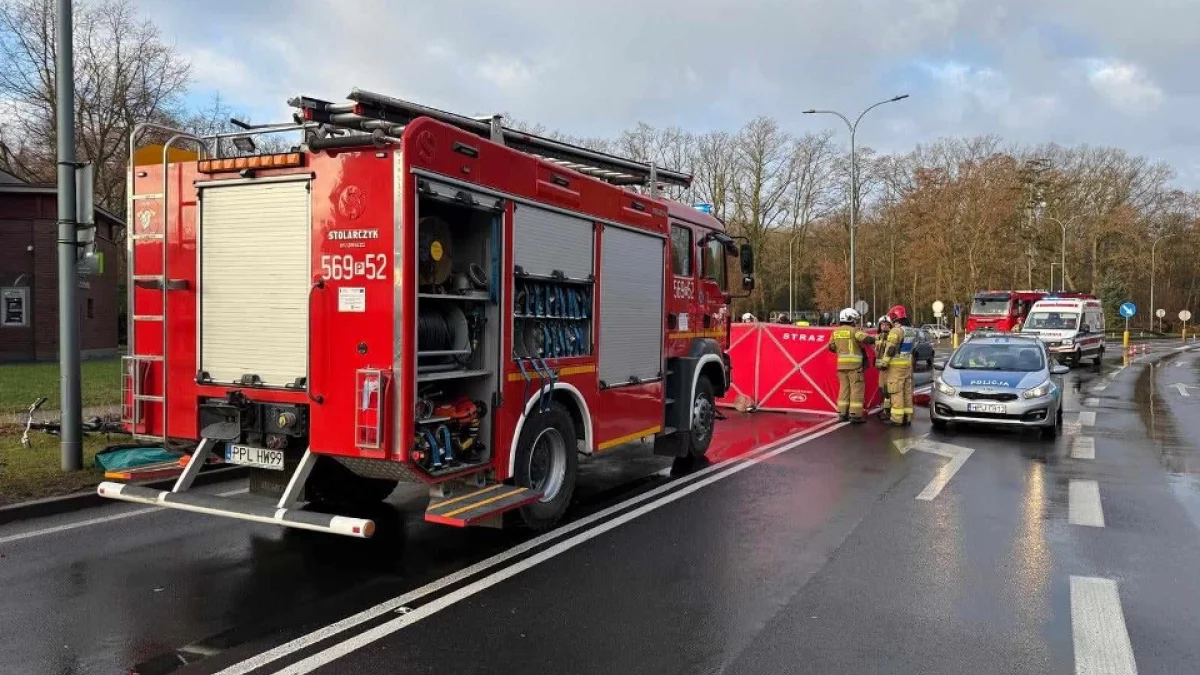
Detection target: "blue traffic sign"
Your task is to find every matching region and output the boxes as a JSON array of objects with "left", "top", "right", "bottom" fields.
[
  {"left": 1119, "top": 301, "right": 1137, "bottom": 319},
  {"left": 953, "top": 303, "right": 961, "bottom": 317}
]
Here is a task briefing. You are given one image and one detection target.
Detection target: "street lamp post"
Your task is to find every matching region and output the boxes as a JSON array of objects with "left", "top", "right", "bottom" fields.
[
  {"left": 1049, "top": 262, "right": 1060, "bottom": 291},
  {"left": 1150, "top": 234, "right": 1171, "bottom": 332},
  {"left": 1043, "top": 215, "right": 1079, "bottom": 293},
  {"left": 788, "top": 232, "right": 801, "bottom": 321},
  {"left": 804, "top": 94, "right": 909, "bottom": 308}
]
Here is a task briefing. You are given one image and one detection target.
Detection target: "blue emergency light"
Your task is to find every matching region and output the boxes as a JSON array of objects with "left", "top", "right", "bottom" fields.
[{"left": 693, "top": 202, "right": 713, "bottom": 214}]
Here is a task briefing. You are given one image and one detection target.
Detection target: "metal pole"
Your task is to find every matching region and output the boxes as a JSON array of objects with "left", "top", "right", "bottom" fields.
[
  {"left": 803, "top": 94, "right": 909, "bottom": 310},
  {"left": 788, "top": 235, "right": 796, "bottom": 320},
  {"left": 848, "top": 126, "right": 857, "bottom": 307},
  {"left": 1061, "top": 221, "right": 1067, "bottom": 291},
  {"left": 56, "top": 0, "right": 82, "bottom": 471},
  {"left": 1150, "top": 240, "right": 1156, "bottom": 333}
]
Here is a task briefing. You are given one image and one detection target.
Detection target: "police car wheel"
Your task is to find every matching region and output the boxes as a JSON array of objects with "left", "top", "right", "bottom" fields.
[{"left": 1040, "top": 408, "right": 1063, "bottom": 440}]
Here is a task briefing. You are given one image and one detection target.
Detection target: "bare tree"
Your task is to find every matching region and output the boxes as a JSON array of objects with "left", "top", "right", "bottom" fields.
[{"left": 0, "top": 0, "right": 191, "bottom": 215}]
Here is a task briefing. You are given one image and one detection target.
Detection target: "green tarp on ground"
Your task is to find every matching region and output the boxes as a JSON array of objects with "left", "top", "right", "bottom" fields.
[{"left": 94, "top": 444, "right": 183, "bottom": 471}]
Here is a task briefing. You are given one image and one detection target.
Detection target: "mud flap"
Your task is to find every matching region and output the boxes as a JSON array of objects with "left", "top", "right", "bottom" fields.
[{"left": 424, "top": 483, "right": 541, "bottom": 528}]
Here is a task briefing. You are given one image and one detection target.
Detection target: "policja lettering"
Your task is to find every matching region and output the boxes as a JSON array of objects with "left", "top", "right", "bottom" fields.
[{"left": 826, "top": 307, "right": 875, "bottom": 424}]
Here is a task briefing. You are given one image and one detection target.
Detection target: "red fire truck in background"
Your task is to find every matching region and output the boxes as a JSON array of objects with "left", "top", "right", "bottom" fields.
[
  {"left": 99, "top": 89, "right": 755, "bottom": 538},
  {"left": 965, "top": 290, "right": 1048, "bottom": 332}
]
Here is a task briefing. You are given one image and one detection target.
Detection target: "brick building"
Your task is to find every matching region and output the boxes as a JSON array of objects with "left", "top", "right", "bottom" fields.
[{"left": 0, "top": 170, "right": 125, "bottom": 362}]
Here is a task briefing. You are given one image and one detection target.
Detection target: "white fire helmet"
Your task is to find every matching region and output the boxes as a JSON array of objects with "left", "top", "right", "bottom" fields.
[{"left": 838, "top": 307, "right": 861, "bottom": 324}]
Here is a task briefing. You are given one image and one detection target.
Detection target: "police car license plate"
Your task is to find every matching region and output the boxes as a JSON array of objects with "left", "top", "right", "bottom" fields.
[
  {"left": 225, "top": 444, "right": 284, "bottom": 470},
  {"left": 967, "top": 403, "right": 1006, "bottom": 414}
]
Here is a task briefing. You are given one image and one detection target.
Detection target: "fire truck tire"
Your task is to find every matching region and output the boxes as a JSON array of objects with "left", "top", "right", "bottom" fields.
[
  {"left": 687, "top": 376, "right": 717, "bottom": 458},
  {"left": 305, "top": 456, "right": 399, "bottom": 505},
  {"left": 512, "top": 402, "right": 578, "bottom": 531}
]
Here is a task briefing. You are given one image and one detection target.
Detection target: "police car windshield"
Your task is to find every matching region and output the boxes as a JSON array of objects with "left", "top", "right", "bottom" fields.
[
  {"left": 1025, "top": 311, "right": 1078, "bottom": 330},
  {"left": 950, "top": 342, "right": 1045, "bottom": 372},
  {"left": 970, "top": 297, "right": 1010, "bottom": 316}
]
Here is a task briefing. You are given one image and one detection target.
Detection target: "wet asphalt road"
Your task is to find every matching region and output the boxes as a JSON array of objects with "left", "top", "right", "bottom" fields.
[{"left": 2, "top": 345, "right": 1199, "bottom": 675}]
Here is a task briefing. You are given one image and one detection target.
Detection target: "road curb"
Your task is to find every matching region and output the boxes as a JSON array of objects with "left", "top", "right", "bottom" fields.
[{"left": 0, "top": 466, "right": 249, "bottom": 525}]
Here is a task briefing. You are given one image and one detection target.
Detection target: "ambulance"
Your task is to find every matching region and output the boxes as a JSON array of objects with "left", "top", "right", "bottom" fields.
[{"left": 1017, "top": 295, "right": 1105, "bottom": 366}]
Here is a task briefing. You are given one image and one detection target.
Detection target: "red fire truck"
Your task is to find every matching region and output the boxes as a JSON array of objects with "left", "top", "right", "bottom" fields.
[
  {"left": 98, "top": 89, "right": 755, "bottom": 538},
  {"left": 965, "top": 290, "right": 1048, "bottom": 332}
]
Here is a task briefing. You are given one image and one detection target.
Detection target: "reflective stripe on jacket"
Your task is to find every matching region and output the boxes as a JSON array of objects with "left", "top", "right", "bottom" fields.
[
  {"left": 882, "top": 325, "right": 914, "bottom": 369},
  {"left": 828, "top": 326, "right": 871, "bottom": 370}
]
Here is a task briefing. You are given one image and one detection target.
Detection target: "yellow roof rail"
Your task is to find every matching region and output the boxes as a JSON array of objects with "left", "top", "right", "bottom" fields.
[{"left": 133, "top": 144, "right": 199, "bottom": 167}]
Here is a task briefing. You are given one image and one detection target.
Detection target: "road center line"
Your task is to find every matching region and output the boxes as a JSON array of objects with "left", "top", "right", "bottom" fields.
[
  {"left": 215, "top": 419, "right": 840, "bottom": 675},
  {"left": 1071, "top": 436, "right": 1096, "bottom": 460},
  {"left": 264, "top": 421, "right": 849, "bottom": 675},
  {"left": 1070, "top": 576, "right": 1139, "bottom": 675},
  {"left": 0, "top": 487, "right": 248, "bottom": 546},
  {"left": 1069, "top": 479, "right": 1105, "bottom": 527},
  {"left": 1079, "top": 411, "right": 1097, "bottom": 427}
]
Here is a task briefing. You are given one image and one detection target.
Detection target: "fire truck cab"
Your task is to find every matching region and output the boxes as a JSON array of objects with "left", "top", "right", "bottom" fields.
[
  {"left": 98, "top": 90, "right": 754, "bottom": 538},
  {"left": 966, "top": 290, "right": 1047, "bottom": 333}
]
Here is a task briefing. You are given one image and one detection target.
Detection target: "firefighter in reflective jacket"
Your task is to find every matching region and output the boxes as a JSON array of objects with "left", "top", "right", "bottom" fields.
[
  {"left": 879, "top": 304, "right": 915, "bottom": 426},
  {"left": 826, "top": 307, "right": 875, "bottom": 423},
  {"left": 874, "top": 315, "right": 893, "bottom": 421}
]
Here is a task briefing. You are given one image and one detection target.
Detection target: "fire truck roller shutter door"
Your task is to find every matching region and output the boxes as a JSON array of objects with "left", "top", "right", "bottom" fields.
[
  {"left": 513, "top": 204, "right": 594, "bottom": 280},
  {"left": 599, "top": 226, "right": 665, "bottom": 384},
  {"left": 199, "top": 179, "right": 311, "bottom": 387}
]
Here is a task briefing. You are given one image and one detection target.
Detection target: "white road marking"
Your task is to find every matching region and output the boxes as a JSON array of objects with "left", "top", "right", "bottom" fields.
[
  {"left": 0, "top": 487, "right": 249, "bottom": 546},
  {"left": 217, "top": 420, "right": 841, "bottom": 675},
  {"left": 1174, "top": 383, "right": 1191, "bottom": 397},
  {"left": 893, "top": 435, "right": 975, "bottom": 501},
  {"left": 266, "top": 421, "right": 850, "bottom": 675},
  {"left": 1093, "top": 384, "right": 1107, "bottom": 393},
  {"left": 1069, "top": 480, "right": 1105, "bottom": 527},
  {"left": 1084, "top": 397, "right": 1099, "bottom": 407},
  {"left": 1064, "top": 421, "right": 1082, "bottom": 437},
  {"left": 1079, "top": 411, "right": 1097, "bottom": 427},
  {"left": 1071, "top": 436, "right": 1096, "bottom": 460},
  {"left": 1071, "top": 576, "right": 1139, "bottom": 675}
]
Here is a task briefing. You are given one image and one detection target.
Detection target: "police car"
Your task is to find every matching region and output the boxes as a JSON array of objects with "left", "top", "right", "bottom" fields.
[{"left": 930, "top": 334, "right": 1069, "bottom": 438}]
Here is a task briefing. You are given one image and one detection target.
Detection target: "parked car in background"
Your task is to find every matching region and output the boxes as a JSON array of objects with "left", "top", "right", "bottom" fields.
[
  {"left": 912, "top": 327, "right": 936, "bottom": 371},
  {"left": 921, "top": 324, "right": 952, "bottom": 340}
]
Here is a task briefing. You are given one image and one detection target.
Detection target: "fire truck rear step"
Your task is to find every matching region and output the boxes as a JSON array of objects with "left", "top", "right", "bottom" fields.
[
  {"left": 97, "top": 444, "right": 375, "bottom": 538},
  {"left": 424, "top": 483, "right": 541, "bottom": 527}
]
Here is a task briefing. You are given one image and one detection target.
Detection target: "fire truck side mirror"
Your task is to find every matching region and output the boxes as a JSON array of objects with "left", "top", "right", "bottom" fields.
[
  {"left": 742, "top": 275, "right": 755, "bottom": 292},
  {"left": 739, "top": 243, "right": 754, "bottom": 276}
]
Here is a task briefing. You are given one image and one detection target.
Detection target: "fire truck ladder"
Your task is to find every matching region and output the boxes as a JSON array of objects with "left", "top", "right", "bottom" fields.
[
  {"left": 289, "top": 88, "right": 693, "bottom": 194},
  {"left": 123, "top": 124, "right": 207, "bottom": 444}
]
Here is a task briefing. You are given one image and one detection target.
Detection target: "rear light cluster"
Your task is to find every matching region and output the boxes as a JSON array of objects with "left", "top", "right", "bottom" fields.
[
  {"left": 197, "top": 153, "right": 304, "bottom": 173},
  {"left": 355, "top": 369, "right": 388, "bottom": 449}
]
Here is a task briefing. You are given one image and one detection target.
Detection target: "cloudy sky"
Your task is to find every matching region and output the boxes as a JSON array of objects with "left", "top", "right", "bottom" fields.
[{"left": 136, "top": 0, "right": 1200, "bottom": 187}]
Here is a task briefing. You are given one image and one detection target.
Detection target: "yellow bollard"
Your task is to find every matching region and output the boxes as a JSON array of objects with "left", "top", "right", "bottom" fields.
[
  {"left": 952, "top": 332, "right": 960, "bottom": 349},
  {"left": 1123, "top": 330, "right": 1130, "bottom": 350}
]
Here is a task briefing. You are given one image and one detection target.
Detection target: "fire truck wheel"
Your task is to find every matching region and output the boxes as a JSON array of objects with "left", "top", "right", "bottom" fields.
[
  {"left": 687, "top": 377, "right": 717, "bottom": 458},
  {"left": 306, "top": 456, "right": 399, "bottom": 505},
  {"left": 512, "top": 402, "right": 578, "bottom": 531}
]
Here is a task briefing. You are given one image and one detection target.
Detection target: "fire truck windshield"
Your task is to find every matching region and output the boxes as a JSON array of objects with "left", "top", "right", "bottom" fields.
[{"left": 971, "top": 296, "right": 1011, "bottom": 316}]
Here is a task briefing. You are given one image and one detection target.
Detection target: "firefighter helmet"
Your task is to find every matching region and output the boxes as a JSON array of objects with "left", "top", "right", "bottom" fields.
[
  {"left": 888, "top": 305, "right": 908, "bottom": 321},
  {"left": 838, "top": 307, "right": 860, "bottom": 324},
  {"left": 877, "top": 315, "right": 892, "bottom": 327}
]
